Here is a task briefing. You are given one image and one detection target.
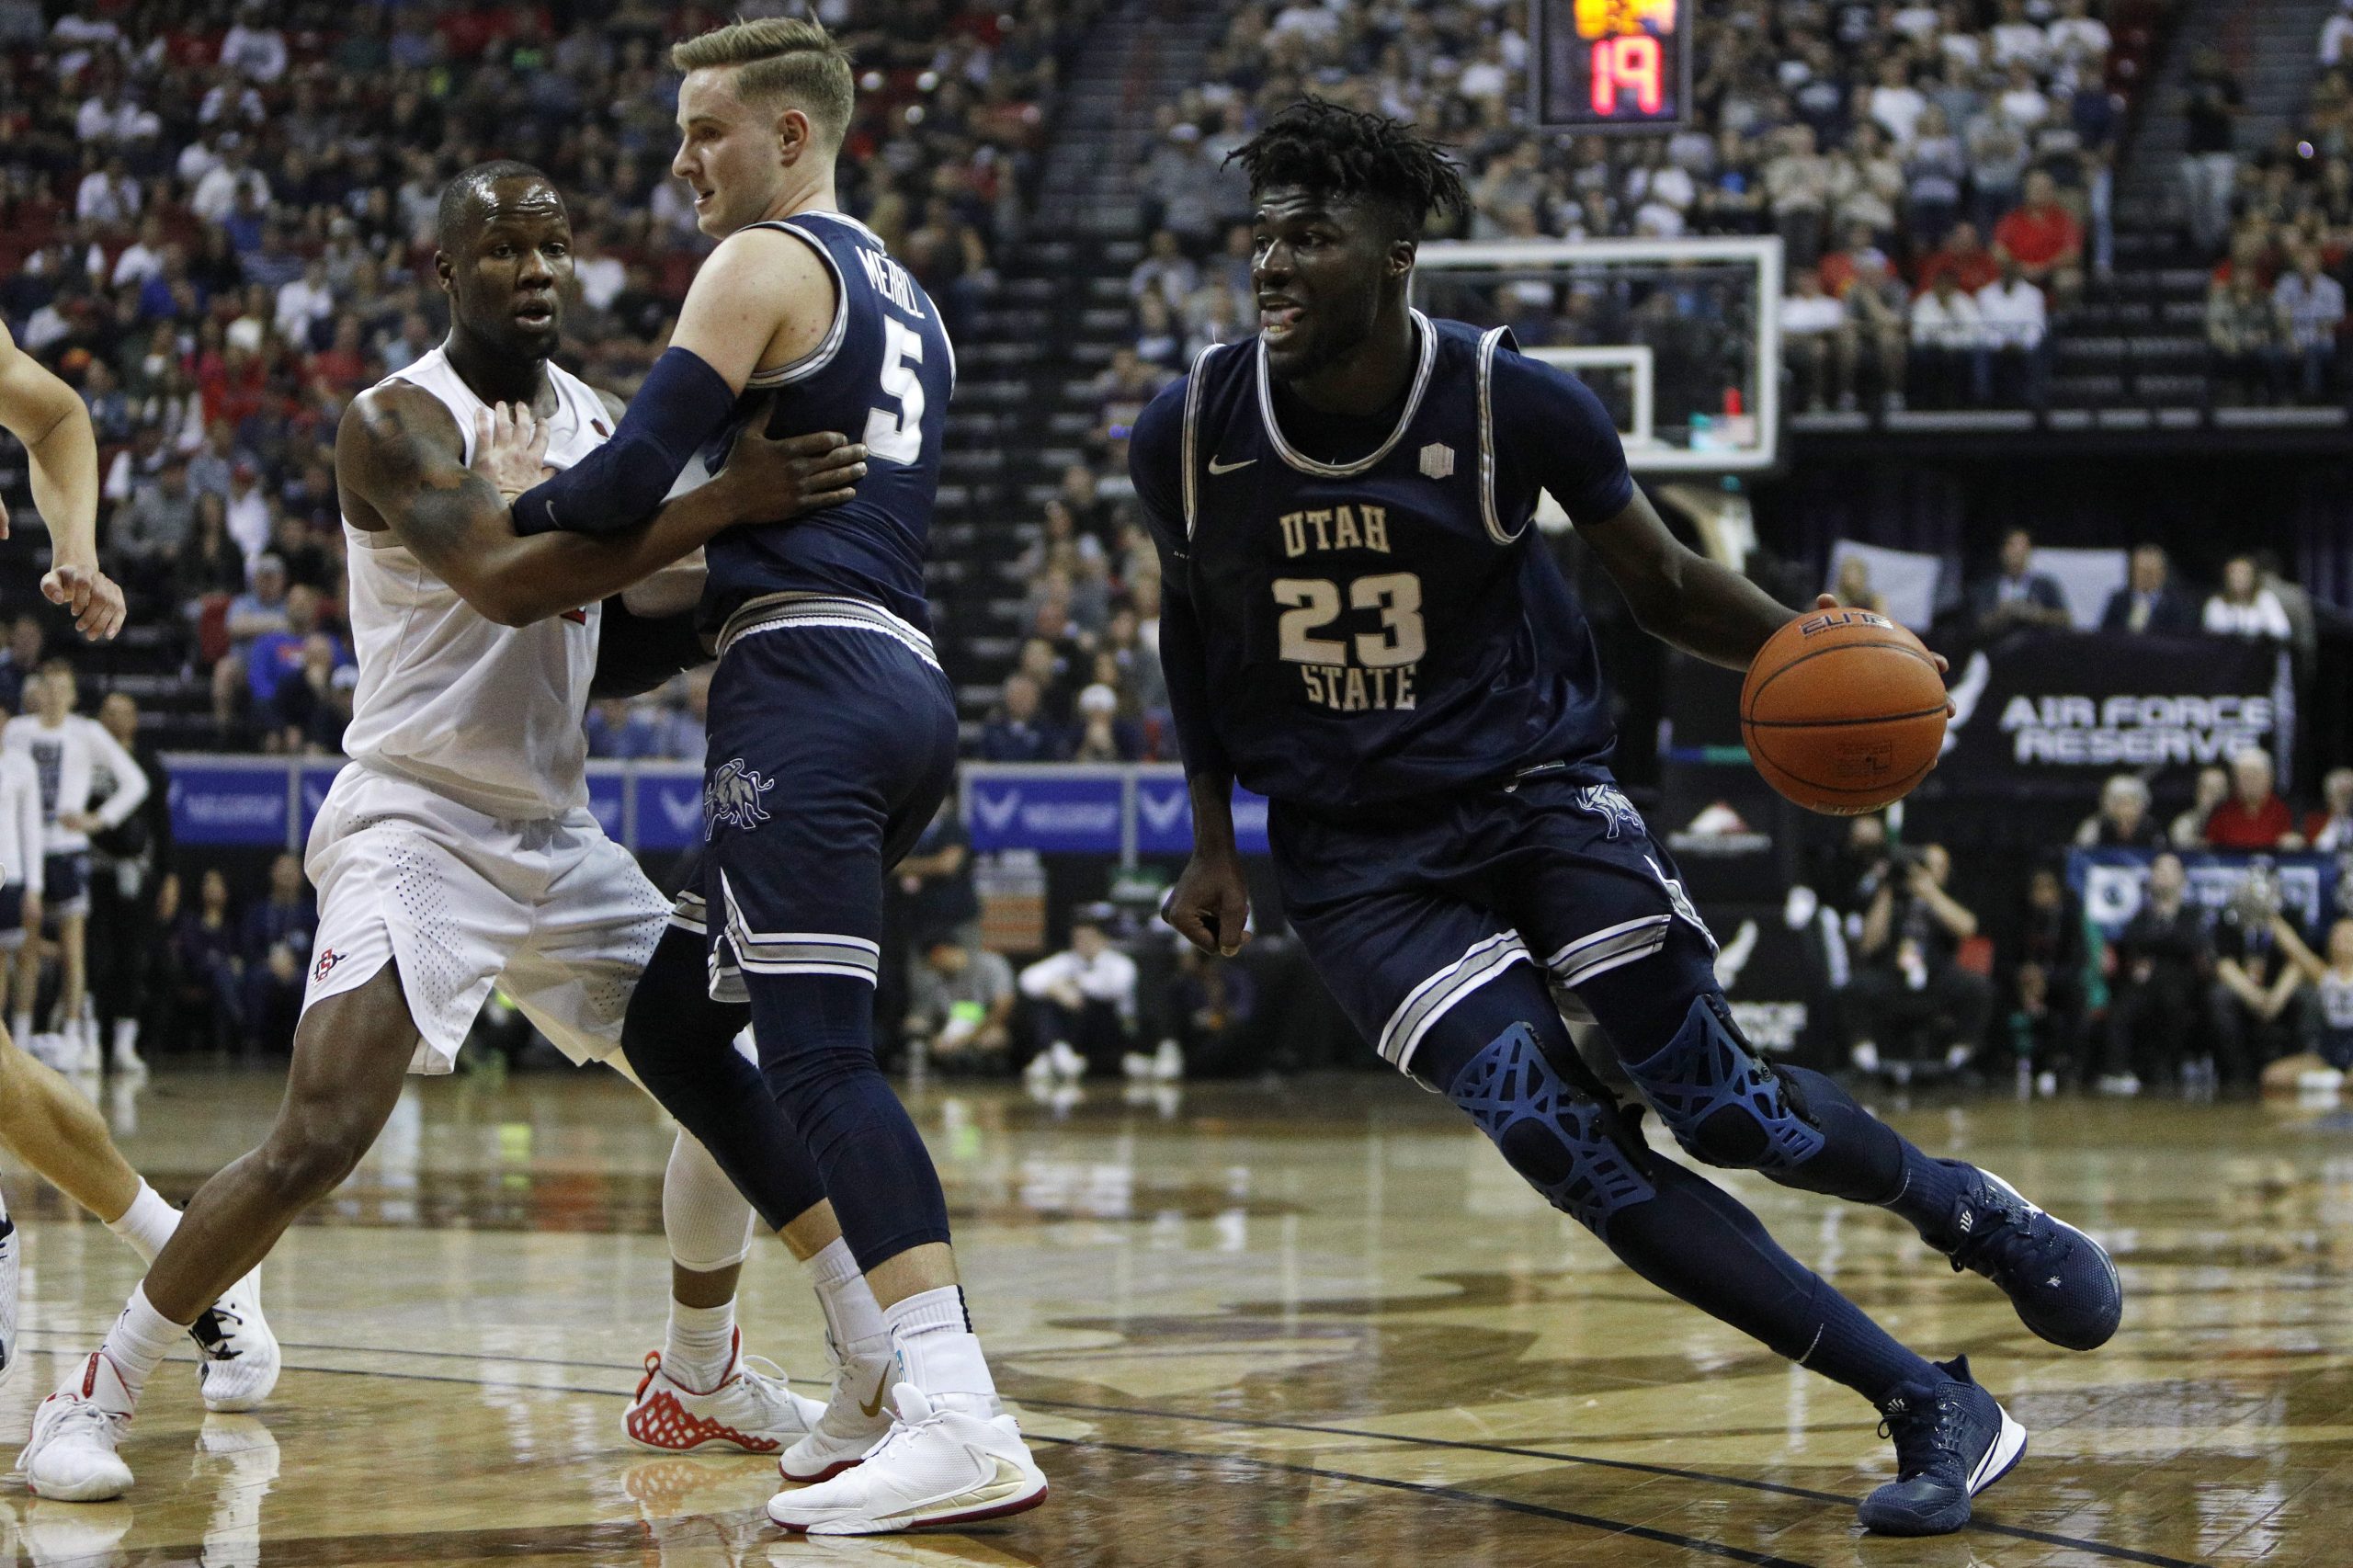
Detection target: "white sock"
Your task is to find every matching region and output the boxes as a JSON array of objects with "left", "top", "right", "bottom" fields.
[
  {"left": 662, "top": 1300, "right": 736, "bottom": 1393},
  {"left": 882, "top": 1286, "right": 999, "bottom": 1419},
  {"left": 112, "top": 1017, "right": 138, "bottom": 1055},
  {"left": 97, "top": 1283, "right": 186, "bottom": 1407},
  {"left": 105, "top": 1181, "right": 180, "bottom": 1265},
  {"left": 11, "top": 1011, "right": 28, "bottom": 1044},
  {"left": 804, "top": 1238, "right": 889, "bottom": 1358}
]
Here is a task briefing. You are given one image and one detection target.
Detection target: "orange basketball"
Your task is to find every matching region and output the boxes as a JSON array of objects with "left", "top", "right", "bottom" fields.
[{"left": 1741, "top": 609, "right": 1949, "bottom": 815}]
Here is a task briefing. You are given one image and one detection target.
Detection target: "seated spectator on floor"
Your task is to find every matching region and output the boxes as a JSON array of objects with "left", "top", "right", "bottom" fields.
[
  {"left": 1781, "top": 268, "right": 1850, "bottom": 411},
  {"left": 2209, "top": 866, "right": 2307, "bottom": 1087},
  {"left": 1833, "top": 553, "right": 1887, "bottom": 615},
  {"left": 2006, "top": 865, "right": 2090, "bottom": 1090},
  {"left": 2256, "top": 913, "right": 2353, "bottom": 1092},
  {"left": 1918, "top": 221, "right": 2002, "bottom": 296},
  {"left": 2099, "top": 544, "right": 2200, "bottom": 634},
  {"left": 905, "top": 934, "right": 1016, "bottom": 1075},
  {"left": 2208, "top": 272, "right": 2286, "bottom": 403},
  {"left": 2271, "top": 247, "right": 2346, "bottom": 401},
  {"left": 1967, "top": 527, "right": 2072, "bottom": 635},
  {"left": 1843, "top": 843, "right": 1994, "bottom": 1074},
  {"left": 0, "top": 614, "right": 44, "bottom": 716},
  {"left": 239, "top": 851, "right": 314, "bottom": 1055},
  {"left": 2099, "top": 852, "right": 2212, "bottom": 1093},
  {"left": 165, "top": 867, "right": 244, "bottom": 1054},
  {"left": 2208, "top": 747, "right": 2303, "bottom": 849},
  {"left": 1018, "top": 909, "right": 1137, "bottom": 1081},
  {"left": 2306, "top": 767, "right": 2353, "bottom": 850},
  {"left": 1162, "top": 943, "right": 1256, "bottom": 1079},
  {"left": 2204, "top": 554, "right": 2293, "bottom": 642},
  {"left": 1909, "top": 272, "right": 1989, "bottom": 406},
  {"left": 979, "top": 673, "right": 1062, "bottom": 762},
  {"left": 1975, "top": 256, "right": 2051, "bottom": 405},
  {"left": 2076, "top": 773, "right": 2167, "bottom": 847}
]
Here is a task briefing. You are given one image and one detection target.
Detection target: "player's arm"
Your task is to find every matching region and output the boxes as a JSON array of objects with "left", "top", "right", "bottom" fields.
[
  {"left": 339, "top": 384, "right": 861, "bottom": 627},
  {"left": 0, "top": 323, "right": 126, "bottom": 639},
  {"left": 1128, "top": 381, "right": 1250, "bottom": 958},
  {"left": 508, "top": 230, "right": 832, "bottom": 538}
]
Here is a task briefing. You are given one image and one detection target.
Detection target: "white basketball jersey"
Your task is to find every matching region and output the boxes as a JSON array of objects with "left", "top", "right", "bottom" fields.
[{"left": 338, "top": 346, "right": 609, "bottom": 820}]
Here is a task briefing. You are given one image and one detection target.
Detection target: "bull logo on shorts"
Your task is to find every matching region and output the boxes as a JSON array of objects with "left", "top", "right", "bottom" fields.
[
  {"left": 704, "top": 758, "right": 776, "bottom": 837},
  {"left": 1575, "top": 784, "right": 1643, "bottom": 840}
]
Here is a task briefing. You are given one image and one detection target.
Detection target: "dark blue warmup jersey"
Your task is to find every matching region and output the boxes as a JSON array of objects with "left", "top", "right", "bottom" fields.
[
  {"left": 1130, "top": 312, "right": 1636, "bottom": 811},
  {"left": 696, "top": 210, "right": 954, "bottom": 632}
]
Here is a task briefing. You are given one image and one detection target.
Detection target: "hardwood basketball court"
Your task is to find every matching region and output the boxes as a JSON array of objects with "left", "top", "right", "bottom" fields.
[{"left": 0, "top": 1066, "right": 2336, "bottom": 1566}]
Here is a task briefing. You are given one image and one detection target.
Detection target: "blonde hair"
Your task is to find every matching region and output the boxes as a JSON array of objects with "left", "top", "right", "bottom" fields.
[{"left": 672, "top": 17, "right": 855, "bottom": 148}]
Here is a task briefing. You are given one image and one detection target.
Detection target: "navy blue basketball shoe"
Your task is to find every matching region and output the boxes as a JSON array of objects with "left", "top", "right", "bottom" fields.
[
  {"left": 1936, "top": 1164, "right": 2122, "bottom": 1351},
  {"left": 1859, "top": 1356, "right": 2027, "bottom": 1536}
]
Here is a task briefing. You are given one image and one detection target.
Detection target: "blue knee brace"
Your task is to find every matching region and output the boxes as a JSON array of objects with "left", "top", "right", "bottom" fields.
[
  {"left": 1447, "top": 1022, "right": 1655, "bottom": 1237},
  {"left": 1621, "top": 994, "right": 1825, "bottom": 1176}
]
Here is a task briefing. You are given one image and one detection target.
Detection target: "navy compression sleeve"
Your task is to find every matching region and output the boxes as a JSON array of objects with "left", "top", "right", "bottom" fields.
[{"left": 510, "top": 347, "right": 738, "bottom": 538}]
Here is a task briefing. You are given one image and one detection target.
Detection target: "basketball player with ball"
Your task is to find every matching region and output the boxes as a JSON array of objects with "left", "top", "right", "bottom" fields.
[{"left": 1142, "top": 101, "right": 2122, "bottom": 1536}]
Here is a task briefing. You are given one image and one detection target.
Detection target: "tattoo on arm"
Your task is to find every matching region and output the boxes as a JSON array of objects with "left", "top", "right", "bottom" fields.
[{"left": 344, "top": 390, "right": 507, "bottom": 567}]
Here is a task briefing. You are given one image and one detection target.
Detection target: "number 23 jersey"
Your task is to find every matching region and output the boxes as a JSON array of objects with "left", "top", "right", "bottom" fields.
[{"left": 1131, "top": 312, "right": 1635, "bottom": 812}]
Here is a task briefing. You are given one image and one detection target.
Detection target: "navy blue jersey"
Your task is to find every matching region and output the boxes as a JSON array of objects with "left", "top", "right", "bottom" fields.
[
  {"left": 698, "top": 211, "right": 954, "bottom": 632},
  {"left": 1131, "top": 312, "right": 1635, "bottom": 811}
]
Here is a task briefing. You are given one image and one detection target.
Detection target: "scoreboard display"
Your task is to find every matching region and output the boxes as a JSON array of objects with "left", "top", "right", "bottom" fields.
[{"left": 1532, "top": 0, "right": 1691, "bottom": 131}]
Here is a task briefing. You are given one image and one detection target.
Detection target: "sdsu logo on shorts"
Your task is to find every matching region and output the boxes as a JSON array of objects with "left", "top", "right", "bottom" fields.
[
  {"left": 704, "top": 759, "right": 776, "bottom": 838},
  {"left": 313, "top": 949, "right": 344, "bottom": 984}
]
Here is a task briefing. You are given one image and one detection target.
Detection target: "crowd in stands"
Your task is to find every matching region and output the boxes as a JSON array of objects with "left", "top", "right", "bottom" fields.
[
  {"left": 2192, "top": 17, "right": 2353, "bottom": 403},
  {"left": 1128, "top": 0, "right": 2154, "bottom": 415},
  {"left": 2, "top": 0, "right": 1097, "bottom": 757}
]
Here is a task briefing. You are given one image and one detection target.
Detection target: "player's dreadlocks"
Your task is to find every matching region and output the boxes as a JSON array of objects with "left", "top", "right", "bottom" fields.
[{"left": 1226, "top": 99, "right": 1468, "bottom": 240}]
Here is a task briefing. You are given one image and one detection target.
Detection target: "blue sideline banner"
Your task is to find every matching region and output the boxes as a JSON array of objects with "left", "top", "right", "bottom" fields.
[
  {"left": 165, "top": 756, "right": 292, "bottom": 846},
  {"left": 964, "top": 768, "right": 1126, "bottom": 854},
  {"left": 2066, "top": 847, "right": 2346, "bottom": 939}
]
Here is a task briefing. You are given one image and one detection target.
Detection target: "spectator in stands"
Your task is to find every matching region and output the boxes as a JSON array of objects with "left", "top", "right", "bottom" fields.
[
  {"left": 2305, "top": 767, "right": 2353, "bottom": 850},
  {"left": 2099, "top": 544, "right": 2200, "bottom": 634},
  {"left": 1966, "top": 106, "right": 2030, "bottom": 237},
  {"left": 1992, "top": 170, "right": 2084, "bottom": 304},
  {"left": 1068, "top": 681, "right": 1137, "bottom": 764},
  {"left": 905, "top": 934, "right": 1016, "bottom": 1076},
  {"left": 1833, "top": 554, "right": 1888, "bottom": 616},
  {"left": 270, "top": 632, "right": 354, "bottom": 756},
  {"left": 979, "top": 673, "right": 1061, "bottom": 763},
  {"left": 175, "top": 492, "right": 247, "bottom": 608},
  {"left": 211, "top": 552, "right": 289, "bottom": 733},
  {"left": 1844, "top": 843, "right": 1993, "bottom": 1075},
  {"left": 2208, "top": 747, "right": 2304, "bottom": 849},
  {"left": 2325, "top": 0, "right": 2353, "bottom": 68},
  {"left": 165, "top": 866, "right": 243, "bottom": 1054},
  {"left": 1781, "top": 268, "right": 1849, "bottom": 411},
  {"left": 1909, "top": 272, "right": 1988, "bottom": 407},
  {"left": 1904, "top": 104, "right": 1969, "bottom": 245},
  {"left": 1843, "top": 250, "right": 1911, "bottom": 411},
  {"left": 2257, "top": 911, "right": 2353, "bottom": 1091},
  {"left": 1129, "top": 228, "right": 1198, "bottom": 312},
  {"left": 2208, "top": 866, "right": 2306, "bottom": 1087},
  {"left": 1765, "top": 123, "right": 1833, "bottom": 270},
  {"left": 0, "top": 614, "right": 44, "bottom": 716},
  {"left": 1975, "top": 256, "right": 2050, "bottom": 405},
  {"left": 237, "top": 850, "right": 314, "bottom": 1055},
  {"left": 2207, "top": 272, "right": 2287, "bottom": 404},
  {"left": 224, "top": 460, "right": 270, "bottom": 564},
  {"left": 243, "top": 585, "right": 347, "bottom": 749},
  {"left": 2179, "top": 49, "right": 2244, "bottom": 255},
  {"left": 2173, "top": 765, "right": 2232, "bottom": 847},
  {"left": 1919, "top": 221, "right": 2001, "bottom": 296},
  {"left": 585, "top": 698, "right": 665, "bottom": 760},
  {"left": 112, "top": 454, "right": 197, "bottom": 590},
  {"left": 2272, "top": 247, "right": 2347, "bottom": 402},
  {"left": 2075, "top": 773, "right": 2167, "bottom": 847},
  {"left": 2100, "top": 852, "right": 2212, "bottom": 1094},
  {"left": 1132, "top": 292, "right": 1182, "bottom": 371},
  {"left": 2255, "top": 550, "right": 2319, "bottom": 679},
  {"left": 1968, "top": 527, "right": 2072, "bottom": 634},
  {"left": 2203, "top": 554, "right": 2294, "bottom": 642},
  {"left": 1018, "top": 909, "right": 1137, "bottom": 1083}
]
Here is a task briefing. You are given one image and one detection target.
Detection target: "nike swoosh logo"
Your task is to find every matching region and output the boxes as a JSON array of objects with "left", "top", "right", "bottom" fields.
[
  {"left": 858, "top": 1372, "right": 890, "bottom": 1419},
  {"left": 1207, "top": 456, "right": 1256, "bottom": 475}
]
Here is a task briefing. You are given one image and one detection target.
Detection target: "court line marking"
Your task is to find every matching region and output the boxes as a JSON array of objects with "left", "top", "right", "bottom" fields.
[{"left": 16, "top": 1330, "right": 2211, "bottom": 1567}]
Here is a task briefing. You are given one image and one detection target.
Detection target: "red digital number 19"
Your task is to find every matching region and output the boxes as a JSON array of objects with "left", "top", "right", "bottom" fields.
[{"left": 1589, "top": 34, "right": 1664, "bottom": 116}]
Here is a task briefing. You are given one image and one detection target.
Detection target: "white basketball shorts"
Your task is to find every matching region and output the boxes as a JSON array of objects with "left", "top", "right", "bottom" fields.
[{"left": 301, "top": 765, "right": 669, "bottom": 1074}]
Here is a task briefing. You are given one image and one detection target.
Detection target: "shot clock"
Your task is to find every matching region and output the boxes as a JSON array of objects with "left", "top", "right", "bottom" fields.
[{"left": 1532, "top": 0, "right": 1691, "bottom": 131}]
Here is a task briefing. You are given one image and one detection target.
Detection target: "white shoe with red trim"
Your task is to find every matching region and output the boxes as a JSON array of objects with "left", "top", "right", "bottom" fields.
[
  {"left": 16, "top": 1353, "right": 136, "bottom": 1502},
  {"left": 622, "top": 1331, "right": 826, "bottom": 1455},
  {"left": 779, "top": 1339, "right": 896, "bottom": 1483},
  {"left": 767, "top": 1382, "right": 1048, "bottom": 1536}
]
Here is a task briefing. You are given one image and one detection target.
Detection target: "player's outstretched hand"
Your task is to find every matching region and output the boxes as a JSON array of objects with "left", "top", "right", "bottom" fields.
[
  {"left": 1813, "top": 592, "right": 1955, "bottom": 716},
  {"left": 42, "top": 562, "right": 126, "bottom": 641},
  {"left": 472, "top": 402, "right": 552, "bottom": 501},
  {"left": 718, "top": 420, "right": 867, "bottom": 525},
  {"left": 1164, "top": 849, "right": 1253, "bottom": 958}
]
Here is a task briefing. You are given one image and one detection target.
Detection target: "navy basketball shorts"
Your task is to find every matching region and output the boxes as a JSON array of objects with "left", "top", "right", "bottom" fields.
[
  {"left": 689, "top": 601, "right": 960, "bottom": 1002},
  {"left": 1269, "top": 770, "right": 1716, "bottom": 1080},
  {"left": 0, "top": 883, "right": 26, "bottom": 951},
  {"left": 40, "top": 852, "right": 89, "bottom": 920}
]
